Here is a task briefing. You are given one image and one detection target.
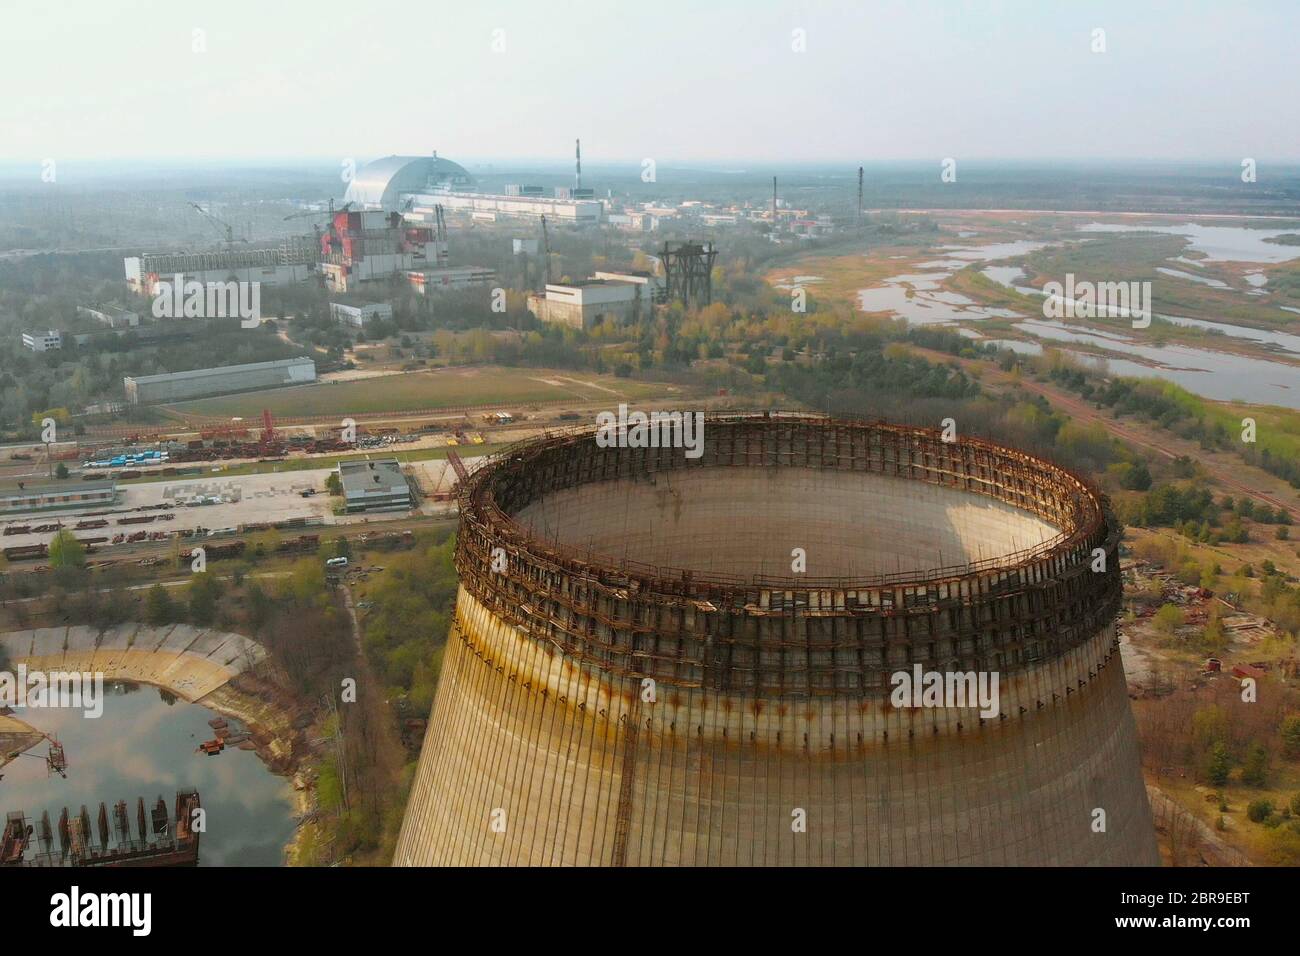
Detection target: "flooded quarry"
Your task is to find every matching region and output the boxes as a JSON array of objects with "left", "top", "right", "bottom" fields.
[{"left": 0, "top": 625, "right": 298, "bottom": 866}]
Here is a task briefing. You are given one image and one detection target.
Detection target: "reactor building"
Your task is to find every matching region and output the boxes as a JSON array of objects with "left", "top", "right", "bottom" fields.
[
  {"left": 345, "top": 154, "right": 603, "bottom": 223},
  {"left": 394, "top": 414, "right": 1157, "bottom": 866}
]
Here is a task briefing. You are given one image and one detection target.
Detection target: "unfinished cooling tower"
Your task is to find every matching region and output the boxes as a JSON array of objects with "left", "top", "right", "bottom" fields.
[{"left": 395, "top": 413, "right": 1157, "bottom": 866}]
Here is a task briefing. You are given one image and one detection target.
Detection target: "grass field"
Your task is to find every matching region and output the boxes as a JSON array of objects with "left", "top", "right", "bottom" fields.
[
  {"left": 162, "top": 366, "right": 682, "bottom": 420},
  {"left": 1204, "top": 400, "right": 1300, "bottom": 465},
  {"left": 765, "top": 246, "right": 930, "bottom": 306}
]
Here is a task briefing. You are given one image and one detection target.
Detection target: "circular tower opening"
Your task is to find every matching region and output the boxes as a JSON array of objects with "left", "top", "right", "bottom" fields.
[
  {"left": 395, "top": 414, "right": 1157, "bottom": 866},
  {"left": 516, "top": 465, "right": 1063, "bottom": 581}
]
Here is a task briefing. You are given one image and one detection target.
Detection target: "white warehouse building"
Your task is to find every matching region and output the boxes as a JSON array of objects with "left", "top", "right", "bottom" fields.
[
  {"left": 406, "top": 266, "right": 497, "bottom": 295},
  {"left": 124, "top": 356, "right": 316, "bottom": 404},
  {"left": 526, "top": 280, "right": 645, "bottom": 331},
  {"left": 125, "top": 244, "right": 319, "bottom": 296},
  {"left": 330, "top": 301, "right": 393, "bottom": 328},
  {"left": 408, "top": 192, "right": 602, "bottom": 224},
  {"left": 22, "top": 330, "right": 62, "bottom": 352},
  {"left": 77, "top": 304, "right": 140, "bottom": 328}
]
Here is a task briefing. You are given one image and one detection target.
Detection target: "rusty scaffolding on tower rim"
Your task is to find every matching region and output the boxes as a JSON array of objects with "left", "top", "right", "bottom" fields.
[{"left": 454, "top": 413, "right": 1122, "bottom": 699}]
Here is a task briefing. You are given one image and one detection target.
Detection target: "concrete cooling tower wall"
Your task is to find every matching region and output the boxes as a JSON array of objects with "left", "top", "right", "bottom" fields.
[{"left": 395, "top": 413, "right": 1158, "bottom": 866}]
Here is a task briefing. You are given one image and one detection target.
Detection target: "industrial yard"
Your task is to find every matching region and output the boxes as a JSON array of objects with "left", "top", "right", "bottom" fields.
[{"left": 0, "top": 469, "right": 335, "bottom": 552}]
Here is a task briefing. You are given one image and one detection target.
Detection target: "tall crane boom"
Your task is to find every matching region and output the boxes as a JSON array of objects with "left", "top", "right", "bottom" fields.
[
  {"left": 446, "top": 448, "right": 469, "bottom": 486},
  {"left": 283, "top": 200, "right": 351, "bottom": 245},
  {"left": 282, "top": 199, "right": 351, "bottom": 222},
  {"left": 189, "top": 202, "right": 246, "bottom": 248}
]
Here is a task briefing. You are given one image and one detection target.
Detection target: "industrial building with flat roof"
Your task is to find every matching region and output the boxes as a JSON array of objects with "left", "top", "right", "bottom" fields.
[
  {"left": 410, "top": 192, "right": 602, "bottom": 224},
  {"left": 317, "top": 208, "right": 450, "bottom": 294},
  {"left": 337, "top": 458, "right": 411, "bottom": 513},
  {"left": 77, "top": 304, "right": 140, "bottom": 328},
  {"left": 21, "top": 330, "right": 62, "bottom": 352},
  {"left": 124, "top": 357, "right": 316, "bottom": 404},
  {"left": 592, "top": 269, "right": 665, "bottom": 300},
  {"left": 329, "top": 301, "right": 393, "bottom": 328},
  {"left": 526, "top": 279, "right": 647, "bottom": 331},
  {"left": 124, "top": 241, "right": 319, "bottom": 296},
  {"left": 0, "top": 480, "right": 117, "bottom": 516},
  {"left": 406, "top": 266, "right": 497, "bottom": 295}
]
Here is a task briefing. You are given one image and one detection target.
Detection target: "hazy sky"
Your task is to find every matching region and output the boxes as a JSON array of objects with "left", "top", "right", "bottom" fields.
[{"left": 4, "top": 0, "right": 1297, "bottom": 164}]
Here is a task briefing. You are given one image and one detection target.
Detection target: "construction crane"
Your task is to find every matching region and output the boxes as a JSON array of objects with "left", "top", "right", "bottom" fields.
[
  {"left": 46, "top": 738, "right": 66, "bottom": 777},
  {"left": 402, "top": 198, "right": 447, "bottom": 238},
  {"left": 446, "top": 448, "right": 469, "bottom": 487},
  {"left": 15, "top": 736, "right": 67, "bottom": 777},
  {"left": 189, "top": 201, "right": 247, "bottom": 248},
  {"left": 540, "top": 215, "right": 552, "bottom": 285},
  {"left": 282, "top": 199, "right": 351, "bottom": 223},
  {"left": 260, "top": 408, "right": 276, "bottom": 445},
  {"left": 283, "top": 200, "right": 351, "bottom": 245}
]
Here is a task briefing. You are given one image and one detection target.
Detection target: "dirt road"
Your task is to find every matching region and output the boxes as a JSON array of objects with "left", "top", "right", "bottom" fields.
[
  {"left": 1147, "top": 785, "right": 1251, "bottom": 867},
  {"left": 911, "top": 345, "right": 1300, "bottom": 522}
]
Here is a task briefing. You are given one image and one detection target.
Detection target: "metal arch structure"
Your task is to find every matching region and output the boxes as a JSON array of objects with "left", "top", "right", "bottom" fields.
[{"left": 343, "top": 155, "right": 475, "bottom": 212}]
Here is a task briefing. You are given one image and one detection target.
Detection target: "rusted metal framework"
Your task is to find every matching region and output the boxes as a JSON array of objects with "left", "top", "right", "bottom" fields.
[
  {"left": 455, "top": 413, "right": 1122, "bottom": 698},
  {"left": 659, "top": 240, "right": 717, "bottom": 308}
]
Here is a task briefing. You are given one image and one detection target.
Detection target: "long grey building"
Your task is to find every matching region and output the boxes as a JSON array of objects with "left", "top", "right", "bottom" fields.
[
  {"left": 124, "top": 241, "right": 319, "bottom": 296},
  {"left": 0, "top": 480, "right": 117, "bottom": 516},
  {"left": 124, "top": 357, "right": 316, "bottom": 404}
]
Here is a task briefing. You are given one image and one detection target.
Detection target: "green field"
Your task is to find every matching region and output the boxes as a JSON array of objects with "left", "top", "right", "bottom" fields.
[{"left": 162, "top": 366, "right": 680, "bottom": 420}]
